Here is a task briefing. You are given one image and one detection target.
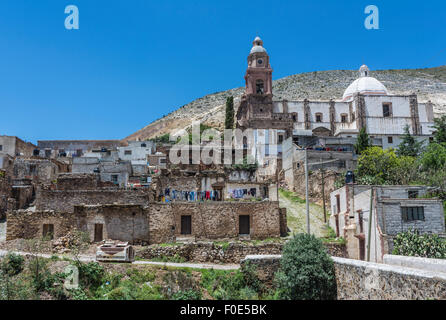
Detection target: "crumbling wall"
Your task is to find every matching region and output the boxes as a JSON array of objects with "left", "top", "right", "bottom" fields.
[
  {"left": 36, "top": 189, "right": 150, "bottom": 213},
  {"left": 55, "top": 173, "right": 102, "bottom": 190},
  {"left": 0, "top": 171, "right": 12, "bottom": 219},
  {"left": 293, "top": 168, "right": 340, "bottom": 205},
  {"left": 7, "top": 201, "right": 285, "bottom": 244}
]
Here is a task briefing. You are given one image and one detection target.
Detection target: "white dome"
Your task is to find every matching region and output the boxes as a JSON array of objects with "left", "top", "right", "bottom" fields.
[
  {"left": 250, "top": 45, "right": 267, "bottom": 54},
  {"left": 343, "top": 76, "right": 388, "bottom": 101},
  {"left": 343, "top": 65, "right": 388, "bottom": 101}
]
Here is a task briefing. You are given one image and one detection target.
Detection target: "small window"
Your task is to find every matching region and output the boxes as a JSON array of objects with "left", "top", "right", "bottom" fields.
[
  {"left": 278, "top": 135, "right": 284, "bottom": 143},
  {"left": 383, "top": 103, "right": 392, "bottom": 117},
  {"left": 76, "top": 149, "right": 83, "bottom": 157},
  {"left": 159, "top": 158, "right": 167, "bottom": 164},
  {"left": 315, "top": 113, "right": 323, "bottom": 123},
  {"left": 387, "top": 137, "right": 393, "bottom": 144},
  {"left": 43, "top": 224, "right": 54, "bottom": 240},
  {"left": 401, "top": 207, "right": 425, "bottom": 222},
  {"left": 0, "top": 145, "right": 2, "bottom": 151},
  {"left": 111, "top": 175, "right": 119, "bottom": 184},
  {"left": 292, "top": 114, "right": 297, "bottom": 122},
  {"left": 408, "top": 190, "right": 419, "bottom": 199},
  {"left": 341, "top": 114, "right": 347, "bottom": 123},
  {"left": 124, "top": 150, "right": 132, "bottom": 155},
  {"left": 256, "top": 79, "right": 264, "bottom": 94}
]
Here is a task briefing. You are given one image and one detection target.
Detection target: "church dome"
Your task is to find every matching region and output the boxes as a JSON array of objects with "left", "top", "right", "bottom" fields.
[
  {"left": 250, "top": 45, "right": 267, "bottom": 54},
  {"left": 250, "top": 36, "right": 267, "bottom": 54},
  {"left": 342, "top": 65, "right": 388, "bottom": 101}
]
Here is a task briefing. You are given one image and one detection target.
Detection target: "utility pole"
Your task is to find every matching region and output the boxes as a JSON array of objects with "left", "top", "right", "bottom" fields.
[
  {"left": 305, "top": 148, "right": 310, "bottom": 234},
  {"left": 367, "top": 187, "right": 374, "bottom": 262},
  {"left": 321, "top": 164, "right": 327, "bottom": 224}
]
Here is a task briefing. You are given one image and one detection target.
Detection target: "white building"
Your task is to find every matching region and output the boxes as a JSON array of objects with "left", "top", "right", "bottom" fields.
[{"left": 273, "top": 65, "right": 435, "bottom": 149}]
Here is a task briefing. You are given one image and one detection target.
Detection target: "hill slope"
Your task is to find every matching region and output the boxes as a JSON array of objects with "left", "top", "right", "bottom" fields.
[{"left": 125, "top": 66, "right": 446, "bottom": 141}]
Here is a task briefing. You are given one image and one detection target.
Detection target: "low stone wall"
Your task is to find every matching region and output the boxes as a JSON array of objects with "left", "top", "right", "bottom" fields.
[
  {"left": 383, "top": 254, "right": 446, "bottom": 274},
  {"left": 137, "top": 241, "right": 347, "bottom": 264},
  {"left": 240, "top": 255, "right": 446, "bottom": 300},
  {"left": 137, "top": 242, "right": 284, "bottom": 264}
]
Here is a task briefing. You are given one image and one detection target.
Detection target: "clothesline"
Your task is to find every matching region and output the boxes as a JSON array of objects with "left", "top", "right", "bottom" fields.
[{"left": 162, "top": 188, "right": 220, "bottom": 202}]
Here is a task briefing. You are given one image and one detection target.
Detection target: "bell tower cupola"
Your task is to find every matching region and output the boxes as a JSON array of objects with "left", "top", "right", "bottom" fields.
[{"left": 245, "top": 36, "right": 273, "bottom": 96}]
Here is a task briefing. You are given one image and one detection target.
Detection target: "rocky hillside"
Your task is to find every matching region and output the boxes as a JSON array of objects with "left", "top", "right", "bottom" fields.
[{"left": 125, "top": 66, "right": 446, "bottom": 141}]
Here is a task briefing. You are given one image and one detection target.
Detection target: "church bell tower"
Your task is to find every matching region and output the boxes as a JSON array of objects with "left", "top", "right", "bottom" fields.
[{"left": 236, "top": 36, "right": 275, "bottom": 129}]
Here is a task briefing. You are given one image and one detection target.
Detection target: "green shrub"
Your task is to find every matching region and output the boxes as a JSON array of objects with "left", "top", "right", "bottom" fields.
[
  {"left": 1, "top": 253, "right": 24, "bottom": 276},
  {"left": 76, "top": 262, "right": 105, "bottom": 291},
  {"left": 172, "top": 289, "right": 202, "bottom": 300},
  {"left": 274, "top": 233, "right": 337, "bottom": 300},
  {"left": 392, "top": 229, "right": 446, "bottom": 259}
]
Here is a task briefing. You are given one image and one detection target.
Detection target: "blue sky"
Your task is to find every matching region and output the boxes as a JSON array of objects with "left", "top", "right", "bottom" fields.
[{"left": 0, "top": 0, "right": 445, "bottom": 143}]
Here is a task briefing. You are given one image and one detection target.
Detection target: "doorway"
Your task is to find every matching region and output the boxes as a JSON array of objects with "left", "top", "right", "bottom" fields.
[
  {"left": 94, "top": 224, "right": 103, "bottom": 242},
  {"left": 239, "top": 215, "right": 250, "bottom": 235},
  {"left": 181, "top": 216, "right": 192, "bottom": 235}
]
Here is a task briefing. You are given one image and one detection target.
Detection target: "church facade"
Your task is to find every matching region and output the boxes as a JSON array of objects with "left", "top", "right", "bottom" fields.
[{"left": 236, "top": 37, "right": 436, "bottom": 157}]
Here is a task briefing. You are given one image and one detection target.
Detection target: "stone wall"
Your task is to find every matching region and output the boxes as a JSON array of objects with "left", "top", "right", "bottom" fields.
[
  {"left": 55, "top": 173, "right": 103, "bottom": 190},
  {"left": 35, "top": 188, "right": 150, "bottom": 213},
  {"left": 293, "top": 169, "right": 340, "bottom": 205},
  {"left": 137, "top": 241, "right": 346, "bottom": 264},
  {"left": 6, "top": 201, "right": 286, "bottom": 244},
  {"left": 0, "top": 171, "right": 11, "bottom": 219},
  {"left": 240, "top": 255, "right": 446, "bottom": 300},
  {"left": 138, "top": 242, "right": 284, "bottom": 264},
  {"left": 147, "top": 202, "right": 282, "bottom": 243}
]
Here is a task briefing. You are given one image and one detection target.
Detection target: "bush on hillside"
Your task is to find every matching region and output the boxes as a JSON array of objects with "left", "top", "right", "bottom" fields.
[{"left": 274, "top": 233, "right": 337, "bottom": 300}]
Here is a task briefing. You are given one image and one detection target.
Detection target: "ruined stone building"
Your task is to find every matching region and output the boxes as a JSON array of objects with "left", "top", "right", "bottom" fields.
[
  {"left": 37, "top": 140, "right": 124, "bottom": 158},
  {"left": 0, "top": 135, "right": 36, "bottom": 158},
  {"left": 6, "top": 172, "right": 286, "bottom": 243},
  {"left": 330, "top": 185, "right": 445, "bottom": 262}
]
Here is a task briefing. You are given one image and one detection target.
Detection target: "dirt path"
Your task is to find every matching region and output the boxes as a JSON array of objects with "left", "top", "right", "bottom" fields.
[{"left": 279, "top": 190, "right": 329, "bottom": 238}]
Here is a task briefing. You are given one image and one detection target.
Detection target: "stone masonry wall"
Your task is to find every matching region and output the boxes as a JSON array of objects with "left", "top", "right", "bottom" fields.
[
  {"left": 0, "top": 172, "right": 11, "bottom": 219},
  {"left": 36, "top": 189, "right": 150, "bottom": 213},
  {"left": 137, "top": 241, "right": 347, "bottom": 264},
  {"left": 240, "top": 255, "right": 446, "bottom": 300},
  {"left": 6, "top": 201, "right": 286, "bottom": 244},
  {"left": 147, "top": 202, "right": 282, "bottom": 244}
]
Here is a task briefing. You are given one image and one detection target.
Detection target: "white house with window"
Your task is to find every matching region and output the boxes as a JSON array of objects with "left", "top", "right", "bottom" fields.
[{"left": 329, "top": 184, "right": 445, "bottom": 263}]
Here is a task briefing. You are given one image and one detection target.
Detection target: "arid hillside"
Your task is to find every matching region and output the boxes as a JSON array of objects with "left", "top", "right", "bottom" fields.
[{"left": 124, "top": 66, "right": 446, "bottom": 141}]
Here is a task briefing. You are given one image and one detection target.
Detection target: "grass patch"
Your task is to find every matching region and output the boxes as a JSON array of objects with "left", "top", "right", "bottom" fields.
[{"left": 279, "top": 188, "right": 306, "bottom": 204}]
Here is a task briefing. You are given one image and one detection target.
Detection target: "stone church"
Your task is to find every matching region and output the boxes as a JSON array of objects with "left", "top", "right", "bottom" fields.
[{"left": 236, "top": 37, "right": 436, "bottom": 158}]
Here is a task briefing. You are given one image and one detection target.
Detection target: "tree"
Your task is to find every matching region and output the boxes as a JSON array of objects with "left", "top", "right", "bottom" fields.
[
  {"left": 225, "top": 96, "right": 234, "bottom": 130},
  {"left": 418, "top": 142, "right": 446, "bottom": 171},
  {"left": 397, "top": 124, "right": 423, "bottom": 157},
  {"left": 274, "top": 233, "right": 337, "bottom": 300},
  {"left": 355, "top": 147, "right": 419, "bottom": 185},
  {"left": 354, "top": 127, "right": 370, "bottom": 155},
  {"left": 432, "top": 115, "right": 446, "bottom": 144}
]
